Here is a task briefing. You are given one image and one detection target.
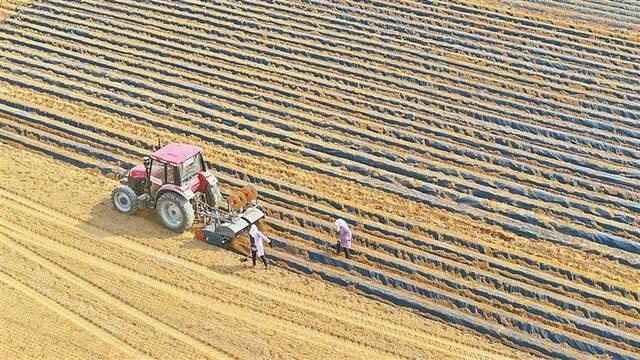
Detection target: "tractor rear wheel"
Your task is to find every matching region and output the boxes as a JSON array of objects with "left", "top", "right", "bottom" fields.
[
  {"left": 156, "top": 192, "right": 194, "bottom": 232},
  {"left": 112, "top": 185, "right": 139, "bottom": 215}
]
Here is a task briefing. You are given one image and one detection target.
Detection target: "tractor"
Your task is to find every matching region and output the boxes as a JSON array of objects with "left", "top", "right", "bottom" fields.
[{"left": 112, "top": 143, "right": 264, "bottom": 243}]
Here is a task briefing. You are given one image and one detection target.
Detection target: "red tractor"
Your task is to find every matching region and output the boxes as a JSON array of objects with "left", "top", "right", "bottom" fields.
[{"left": 112, "top": 143, "right": 264, "bottom": 243}]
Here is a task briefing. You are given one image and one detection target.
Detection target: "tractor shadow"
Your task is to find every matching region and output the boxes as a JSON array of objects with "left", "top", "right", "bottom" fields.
[
  {"left": 82, "top": 197, "right": 250, "bottom": 275},
  {"left": 83, "top": 197, "right": 176, "bottom": 240}
]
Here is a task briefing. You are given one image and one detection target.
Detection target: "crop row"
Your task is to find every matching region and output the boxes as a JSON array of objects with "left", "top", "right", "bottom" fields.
[
  {"left": 75, "top": 0, "right": 640, "bottom": 139},
  {"left": 1, "top": 13, "right": 640, "bottom": 262},
  {"left": 6, "top": 16, "right": 640, "bottom": 214},
  {"left": 7, "top": 5, "right": 640, "bottom": 197},
  {"left": 3, "top": 4, "right": 640, "bottom": 266},
  {"left": 2, "top": 73, "right": 636, "bottom": 312},
  {"left": 495, "top": 0, "right": 640, "bottom": 29},
  {"left": 2, "top": 0, "right": 639, "bottom": 357},
  {"left": 2, "top": 42, "right": 639, "bottom": 266},
  {"left": 283, "top": 0, "right": 640, "bottom": 88},
  {"left": 419, "top": 0, "right": 640, "bottom": 50},
  {"left": 31, "top": 0, "right": 640, "bottom": 169},
  {"left": 23, "top": 0, "right": 640, "bottom": 163},
  {"left": 8, "top": 6, "right": 640, "bottom": 194},
  {"left": 3, "top": 89, "right": 636, "bottom": 302},
  {"left": 2, "top": 118, "right": 639, "bottom": 359}
]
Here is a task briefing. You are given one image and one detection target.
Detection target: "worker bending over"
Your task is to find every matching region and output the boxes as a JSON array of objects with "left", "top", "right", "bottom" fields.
[
  {"left": 335, "top": 218, "right": 352, "bottom": 259},
  {"left": 249, "top": 224, "right": 272, "bottom": 269}
]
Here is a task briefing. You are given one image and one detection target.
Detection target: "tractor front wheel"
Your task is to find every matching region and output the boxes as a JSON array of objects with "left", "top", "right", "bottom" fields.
[
  {"left": 156, "top": 192, "right": 195, "bottom": 232},
  {"left": 112, "top": 185, "right": 139, "bottom": 215}
]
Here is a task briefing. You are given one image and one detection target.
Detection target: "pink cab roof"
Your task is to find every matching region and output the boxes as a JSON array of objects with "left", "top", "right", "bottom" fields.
[{"left": 151, "top": 143, "right": 202, "bottom": 165}]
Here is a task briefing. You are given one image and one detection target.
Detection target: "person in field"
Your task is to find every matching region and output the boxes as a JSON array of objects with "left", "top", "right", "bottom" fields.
[
  {"left": 249, "top": 224, "right": 272, "bottom": 269},
  {"left": 334, "top": 218, "right": 352, "bottom": 259}
]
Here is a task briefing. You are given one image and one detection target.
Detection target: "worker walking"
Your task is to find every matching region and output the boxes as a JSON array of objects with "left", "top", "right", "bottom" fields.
[
  {"left": 334, "top": 218, "right": 352, "bottom": 259},
  {"left": 249, "top": 224, "right": 272, "bottom": 269}
]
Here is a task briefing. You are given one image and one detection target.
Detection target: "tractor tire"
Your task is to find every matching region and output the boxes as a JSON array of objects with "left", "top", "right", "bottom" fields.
[
  {"left": 156, "top": 192, "right": 195, "bottom": 232},
  {"left": 205, "top": 185, "right": 222, "bottom": 208},
  {"left": 112, "top": 185, "right": 139, "bottom": 215}
]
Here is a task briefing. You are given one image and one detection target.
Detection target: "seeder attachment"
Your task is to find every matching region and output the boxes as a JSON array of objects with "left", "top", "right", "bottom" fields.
[{"left": 195, "top": 185, "right": 265, "bottom": 246}]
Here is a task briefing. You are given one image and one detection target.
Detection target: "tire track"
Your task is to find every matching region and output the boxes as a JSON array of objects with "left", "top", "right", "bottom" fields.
[
  {"left": 0, "top": 264, "right": 146, "bottom": 359},
  {"left": 0, "top": 232, "right": 236, "bottom": 360},
  {"left": 0, "top": 188, "right": 573, "bottom": 359},
  {"left": 0, "top": 188, "right": 479, "bottom": 360},
  {"left": 0, "top": 172, "right": 503, "bottom": 357},
  {"left": 0, "top": 223, "right": 403, "bottom": 360}
]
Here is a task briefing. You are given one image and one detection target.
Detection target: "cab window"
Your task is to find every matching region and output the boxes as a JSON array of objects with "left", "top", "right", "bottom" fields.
[
  {"left": 166, "top": 165, "right": 179, "bottom": 184},
  {"left": 150, "top": 161, "right": 165, "bottom": 181},
  {"left": 180, "top": 154, "right": 204, "bottom": 183}
]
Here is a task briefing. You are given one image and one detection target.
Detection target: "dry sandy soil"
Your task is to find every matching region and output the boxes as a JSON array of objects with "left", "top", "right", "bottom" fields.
[
  {"left": 0, "top": 0, "right": 638, "bottom": 358},
  {"left": 0, "top": 144, "right": 535, "bottom": 359}
]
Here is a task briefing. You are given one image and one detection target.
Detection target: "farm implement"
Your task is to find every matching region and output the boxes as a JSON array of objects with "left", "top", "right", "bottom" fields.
[{"left": 112, "top": 143, "right": 264, "bottom": 243}]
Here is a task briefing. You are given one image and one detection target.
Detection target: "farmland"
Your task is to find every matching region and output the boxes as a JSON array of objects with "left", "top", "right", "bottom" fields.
[{"left": 0, "top": 0, "right": 638, "bottom": 359}]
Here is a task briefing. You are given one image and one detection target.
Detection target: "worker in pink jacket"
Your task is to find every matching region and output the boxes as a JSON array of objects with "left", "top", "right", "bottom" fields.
[
  {"left": 249, "top": 224, "right": 272, "bottom": 269},
  {"left": 334, "top": 218, "right": 352, "bottom": 259}
]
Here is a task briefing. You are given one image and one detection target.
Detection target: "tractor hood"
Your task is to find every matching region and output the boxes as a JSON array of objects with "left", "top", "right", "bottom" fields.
[{"left": 128, "top": 164, "right": 146, "bottom": 180}]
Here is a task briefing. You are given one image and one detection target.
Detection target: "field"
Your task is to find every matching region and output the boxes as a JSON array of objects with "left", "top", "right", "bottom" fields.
[{"left": 0, "top": 0, "right": 638, "bottom": 359}]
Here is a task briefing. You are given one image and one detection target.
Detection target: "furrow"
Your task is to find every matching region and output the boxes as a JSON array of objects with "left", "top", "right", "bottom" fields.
[
  {"left": 7, "top": 12, "right": 640, "bottom": 194},
  {"left": 4, "top": 24, "right": 639, "bottom": 215},
  {"left": 436, "top": 0, "right": 640, "bottom": 49},
  {"left": 2, "top": 64, "right": 638, "bottom": 271},
  {"left": 100, "top": 0, "right": 640, "bottom": 132},
  {"left": 217, "top": 0, "right": 640, "bottom": 119},
  {"left": 18, "top": 3, "right": 640, "bottom": 154},
  {"left": 3, "top": 42, "right": 638, "bottom": 245},
  {"left": 280, "top": 0, "right": 640, "bottom": 88}
]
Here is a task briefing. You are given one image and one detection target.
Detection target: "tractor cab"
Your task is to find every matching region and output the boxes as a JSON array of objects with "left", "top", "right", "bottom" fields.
[
  {"left": 125, "top": 144, "right": 220, "bottom": 203},
  {"left": 112, "top": 142, "right": 264, "bottom": 241},
  {"left": 146, "top": 143, "right": 206, "bottom": 195}
]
